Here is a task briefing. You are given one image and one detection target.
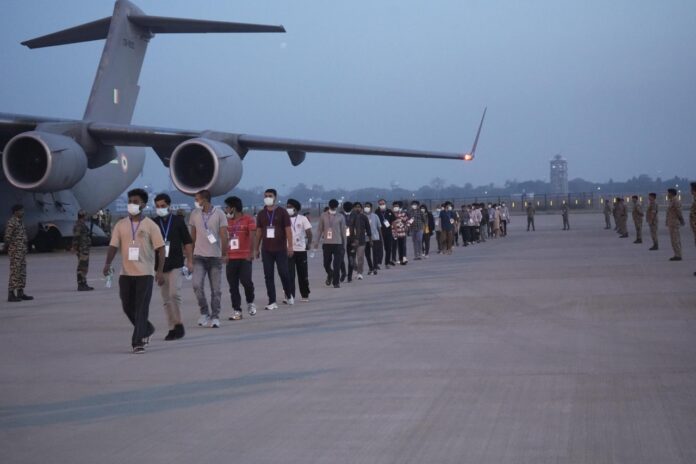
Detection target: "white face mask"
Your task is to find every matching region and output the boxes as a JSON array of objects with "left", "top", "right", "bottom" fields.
[
  {"left": 156, "top": 207, "right": 169, "bottom": 217},
  {"left": 364, "top": 207, "right": 371, "bottom": 214},
  {"left": 263, "top": 197, "right": 275, "bottom": 207},
  {"left": 194, "top": 201, "right": 202, "bottom": 210},
  {"left": 447, "top": 206, "right": 453, "bottom": 211},
  {"left": 286, "top": 207, "right": 295, "bottom": 216},
  {"left": 379, "top": 204, "right": 386, "bottom": 211},
  {"left": 127, "top": 203, "right": 141, "bottom": 216},
  {"left": 420, "top": 209, "right": 426, "bottom": 213},
  {"left": 411, "top": 205, "right": 418, "bottom": 210},
  {"left": 436, "top": 209, "right": 441, "bottom": 213},
  {"left": 393, "top": 207, "right": 400, "bottom": 212}
]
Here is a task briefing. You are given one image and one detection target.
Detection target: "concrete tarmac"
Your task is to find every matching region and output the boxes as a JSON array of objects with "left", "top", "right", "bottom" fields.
[{"left": 0, "top": 213, "right": 695, "bottom": 464}]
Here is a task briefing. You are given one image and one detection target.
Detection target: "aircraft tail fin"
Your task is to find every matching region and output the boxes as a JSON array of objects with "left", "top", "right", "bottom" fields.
[
  {"left": 467, "top": 107, "right": 487, "bottom": 160},
  {"left": 21, "top": 17, "right": 112, "bottom": 49}
]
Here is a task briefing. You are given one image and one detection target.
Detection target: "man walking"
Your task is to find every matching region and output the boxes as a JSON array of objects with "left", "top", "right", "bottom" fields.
[
  {"left": 72, "top": 209, "right": 93, "bottom": 291},
  {"left": 255, "top": 188, "right": 293, "bottom": 310},
  {"left": 224, "top": 196, "right": 257, "bottom": 320},
  {"left": 409, "top": 200, "right": 426, "bottom": 260},
  {"left": 616, "top": 198, "right": 629, "bottom": 238},
  {"left": 154, "top": 193, "right": 193, "bottom": 340},
  {"left": 348, "top": 202, "right": 371, "bottom": 279},
  {"left": 190, "top": 189, "right": 228, "bottom": 328},
  {"left": 5, "top": 204, "right": 33, "bottom": 302},
  {"left": 646, "top": 193, "right": 659, "bottom": 250},
  {"left": 631, "top": 195, "right": 644, "bottom": 244},
  {"left": 364, "top": 202, "right": 383, "bottom": 275},
  {"left": 439, "top": 202, "right": 455, "bottom": 254},
  {"left": 376, "top": 199, "right": 396, "bottom": 267},
  {"left": 103, "top": 189, "right": 165, "bottom": 353},
  {"left": 315, "top": 199, "right": 346, "bottom": 288},
  {"left": 666, "top": 188, "right": 685, "bottom": 261},
  {"left": 286, "top": 199, "right": 312, "bottom": 301}
]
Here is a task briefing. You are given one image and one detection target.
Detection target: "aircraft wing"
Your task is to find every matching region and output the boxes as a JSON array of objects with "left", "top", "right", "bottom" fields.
[{"left": 87, "top": 121, "right": 471, "bottom": 165}]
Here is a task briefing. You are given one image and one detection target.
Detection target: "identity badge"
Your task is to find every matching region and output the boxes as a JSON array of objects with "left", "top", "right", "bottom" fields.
[
  {"left": 128, "top": 246, "right": 140, "bottom": 261},
  {"left": 383, "top": 220, "right": 390, "bottom": 228},
  {"left": 207, "top": 232, "right": 217, "bottom": 244},
  {"left": 267, "top": 227, "right": 275, "bottom": 239},
  {"left": 164, "top": 241, "right": 170, "bottom": 258},
  {"left": 230, "top": 238, "right": 240, "bottom": 250},
  {"left": 326, "top": 230, "right": 333, "bottom": 240}
]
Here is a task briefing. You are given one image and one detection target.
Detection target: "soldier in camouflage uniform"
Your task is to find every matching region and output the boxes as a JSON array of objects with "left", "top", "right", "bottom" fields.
[
  {"left": 666, "top": 188, "right": 685, "bottom": 261},
  {"left": 72, "top": 210, "right": 94, "bottom": 291},
  {"left": 631, "top": 195, "right": 644, "bottom": 244},
  {"left": 5, "top": 204, "right": 33, "bottom": 302},
  {"left": 646, "top": 193, "right": 659, "bottom": 251}
]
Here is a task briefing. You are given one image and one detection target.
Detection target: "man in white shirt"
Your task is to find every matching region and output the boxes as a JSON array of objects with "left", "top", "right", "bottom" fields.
[{"left": 286, "top": 199, "right": 313, "bottom": 302}]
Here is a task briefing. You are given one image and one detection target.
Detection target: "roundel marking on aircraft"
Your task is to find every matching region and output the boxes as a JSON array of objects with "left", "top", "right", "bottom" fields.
[{"left": 120, "top": 153, "right": 128, "bottom": 173}]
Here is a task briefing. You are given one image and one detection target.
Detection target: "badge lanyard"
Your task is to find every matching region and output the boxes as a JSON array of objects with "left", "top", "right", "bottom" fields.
[
  {"left": 130, "top": 217, "right": 142, "bottom": 245},
  {"left": 158, "top": 214, "right": 173, "bottom": 242},
  {"left": 202, "top": 207, "right": 216, "bottom": 233},
  {"left": 229, "top": 217, "right": 243, "bottom": 238},
  {"left": 266, "top": 208, "right": 276, "bottom": 229}
]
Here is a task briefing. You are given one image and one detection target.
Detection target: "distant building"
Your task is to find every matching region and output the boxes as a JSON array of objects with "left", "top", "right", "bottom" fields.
[{"left": 550, "top": 154, "right": 568, "bottom": 194}]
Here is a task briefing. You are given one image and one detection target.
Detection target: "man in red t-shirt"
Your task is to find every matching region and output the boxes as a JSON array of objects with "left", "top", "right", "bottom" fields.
[
  {"left": 224, "top": 196, "right": 257, "bottom": 320},
  {"left": 254, "top": 188, "right": 293, "bottom": 310}
]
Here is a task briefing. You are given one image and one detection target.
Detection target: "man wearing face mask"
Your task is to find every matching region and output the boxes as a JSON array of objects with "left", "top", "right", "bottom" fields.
[
  {"left": 348, "top": 202, "right": 372, "bottom": 280},
  {"left": 434, "top": 204, "right": 443, "bottom": 253},
  {"left": 364, "top": 202, "right": 383, "bottom": 275},
  {"left": 409, "top": 201, "right": 426, "bottom": 260},
  {"left": 286, "top": 198, "right": 312, "bottom": 302},
  {"left": 189, "top": 189, "right": 229, "bottom": 328},
  {"left": 72, "top": 209, "right": 93, "bottom": 292},
  {"left": 254, "top": 188, "right": 294, "bottom": 310},
  {"left": 103, "top": 189, "right": 165, "bottom": 354},
  {"left": 5, "top": 204, "right": 33, "bottom": 302},
  {"left": 314, "top": 199, "right": 346, "bottom": 288},
  {"left": 154, "top": 193, "right": 193, "bottom": 340},
  {"left": 392, "top": 201, "right": 409, "bottom": 265},
  {"left": 376, "top": 199, "right": 396, "bottom": 268},
  {"left": 224, "top": 196, "right": 257, "bottom": 320},
  {"left": 439, "top": 202, "right": 455, "bottom": 254}
]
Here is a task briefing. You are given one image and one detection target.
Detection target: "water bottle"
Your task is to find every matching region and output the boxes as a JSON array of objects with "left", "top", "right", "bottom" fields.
[
  {"left": 182, "top": 266, "right": 193, "bottom": 280},
  {"left": 105, "top": 267, "right": 114, "bottom": 288}
]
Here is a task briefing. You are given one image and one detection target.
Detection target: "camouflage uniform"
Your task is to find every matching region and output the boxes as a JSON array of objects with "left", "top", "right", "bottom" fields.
[
  {"left": 632, "top": 201, "right": 644, "bottom": 241},
  {"left": 5, "top": 215, "right": 28, "bottom": 292},
  {"left": 666, "top": 197, "right": 684, "bottom": 258},
  {"left": 72, "top": 220, "right": 91, "bottom": 286},
  {"left": 603, "top": 201, "right": 612, "bottom": 229},
  {"left": 646, "top": 201, "right": 659, "bottom": 247}
]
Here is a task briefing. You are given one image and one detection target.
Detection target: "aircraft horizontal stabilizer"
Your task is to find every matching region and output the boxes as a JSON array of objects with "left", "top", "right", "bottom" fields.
[
  {"left": 128, "top": 15, "right": 286, "bottom": 34},
  {"left": 21, "top": 17, "right": 112, "bottom": 49}
]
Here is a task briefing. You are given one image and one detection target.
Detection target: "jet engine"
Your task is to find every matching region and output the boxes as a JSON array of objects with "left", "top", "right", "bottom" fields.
[
  {"left": 169, "top": 138, "right": 243, "bottom": 196},
  {"left": 2, "top": 131, "right": 88, "bottom": 192}
]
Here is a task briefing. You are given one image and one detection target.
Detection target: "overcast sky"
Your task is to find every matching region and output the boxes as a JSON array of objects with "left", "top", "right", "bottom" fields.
[{"left": 2, "top": 0, "right": 695, "bottom": 193}]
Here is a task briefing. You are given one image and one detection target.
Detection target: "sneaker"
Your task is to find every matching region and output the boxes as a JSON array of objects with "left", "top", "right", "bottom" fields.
[
  {"left": 283, "top": 296, "right": 295, "bottom": 306},
  {"left": 357, "top": 274, "right": 364, "bottom": 280},
  {"left": 265, "top": 302, "right": 279, "bottom": 311},
  {"left": 333, "top": 284, "right": 340, "bottom": 288},
  {"left": 248, "top": 303, "right": 257, "bottom": 316},
  {"left": 325, "top": 276, "right": 332, "bottom": 287},
  {"left": 197, "top": 315, "right": 210, "bottom": 327},
  {"left": 373, "top": 270, "right": 378, "bottom": 275},
  {"left": 300, "top": 297, "right": 309, "bottom": 302},
  {"left": 229, "top": 311, "right": 243, "bottom": 321},
  {"left": 164, "top": 330, "right": 177, "bottom": 341},
  {"left": 649, "top": 245, "right": 658, "bottom": 251},
  {"left": 211, "top": 318, "right": 220, "bottom": 328},
  {"left": 132, "top": 346, "right": 145, "bottom": 354},
  {"left": 669, "top": 256, "right": 682, "bottom": 261}
]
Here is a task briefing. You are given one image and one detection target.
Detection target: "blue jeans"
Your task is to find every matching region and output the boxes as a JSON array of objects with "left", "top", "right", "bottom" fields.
[
  {"left": 411, "top": 230, "right": 423, "bottom": 258},
  {"left": 192, "top": 256, "right": 222, "bottom": 318}
]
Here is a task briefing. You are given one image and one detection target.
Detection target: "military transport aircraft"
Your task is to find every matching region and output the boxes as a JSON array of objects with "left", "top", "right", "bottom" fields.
[{"left": 0, "top": 0, "right": 486, "bottom": 250}]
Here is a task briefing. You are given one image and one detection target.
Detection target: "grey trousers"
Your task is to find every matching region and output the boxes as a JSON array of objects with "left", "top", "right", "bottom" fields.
[
  {"left": 411, "top": 230, "right": 424, "bottom": 258},
  {"left": 192, "top": 256, "right": 222, "bottom": 318}
]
